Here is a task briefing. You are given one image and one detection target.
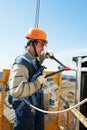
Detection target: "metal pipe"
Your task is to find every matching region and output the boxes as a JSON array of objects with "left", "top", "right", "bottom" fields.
[{"left": 73, "top": 57, "right": 82, "bottom": 130}]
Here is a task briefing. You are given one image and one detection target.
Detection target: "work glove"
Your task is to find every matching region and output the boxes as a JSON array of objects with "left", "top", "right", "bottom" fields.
[
  {"left": 37, "top": 75, "right": 47, "bottom": 85},
  {"left": 41, "top": 50, "right": 54, "bottom": 59}
]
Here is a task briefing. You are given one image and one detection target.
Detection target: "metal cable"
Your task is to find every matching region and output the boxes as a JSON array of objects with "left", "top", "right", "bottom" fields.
[{"left": 35, "top": 0, "right": 40, "bottom": 28}]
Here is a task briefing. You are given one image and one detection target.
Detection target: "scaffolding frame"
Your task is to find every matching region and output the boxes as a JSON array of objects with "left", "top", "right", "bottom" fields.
[
  {"left": 0, "top": 64, "right": 87, "bottom": 130},
  {"left": 73, "top": 56, "right": 87, "bottom": 130}
]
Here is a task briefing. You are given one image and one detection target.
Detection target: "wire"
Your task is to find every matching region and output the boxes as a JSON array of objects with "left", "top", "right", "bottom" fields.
[
  {"left": 23, "top": 98, "right": 87, "bottom": 114},
  {"left": 35, "top": 0, "right": 40, "bottom": 28}
]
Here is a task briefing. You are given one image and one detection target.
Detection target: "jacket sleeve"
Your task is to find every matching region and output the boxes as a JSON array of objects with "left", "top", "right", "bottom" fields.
[{"left": 8, "top": 64, "right": 41, "bottom": 98}]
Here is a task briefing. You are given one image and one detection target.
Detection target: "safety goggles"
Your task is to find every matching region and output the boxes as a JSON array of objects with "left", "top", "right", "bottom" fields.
[{"left": 36, "top": 39, "right": 48, "bottom": 46}]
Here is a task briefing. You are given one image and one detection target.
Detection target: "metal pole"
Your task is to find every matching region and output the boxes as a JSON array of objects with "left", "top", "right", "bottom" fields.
[
  {"left": 35, "top": 0, "right": 40, "bottom": 28},
  {"left": 73, "top": 57, "right": 82, "bottom": 130}
]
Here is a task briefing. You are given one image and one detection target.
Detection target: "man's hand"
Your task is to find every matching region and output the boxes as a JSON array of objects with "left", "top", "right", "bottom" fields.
[
  {"left": 41, "top": 50, "right": 54, "bottom": 59},
  {"left": 37, "top": 75, "right": 47, "bottom": 84}
]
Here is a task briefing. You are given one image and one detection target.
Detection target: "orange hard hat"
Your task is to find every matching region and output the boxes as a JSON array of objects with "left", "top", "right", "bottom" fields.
[{"left": 25, "top": 27, "right": 47, "bottom": 41}]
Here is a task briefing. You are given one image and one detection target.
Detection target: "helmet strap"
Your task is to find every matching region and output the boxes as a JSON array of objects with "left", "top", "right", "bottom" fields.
[{"left": 32, "top": 40, "right": 38, "bottom": 57}]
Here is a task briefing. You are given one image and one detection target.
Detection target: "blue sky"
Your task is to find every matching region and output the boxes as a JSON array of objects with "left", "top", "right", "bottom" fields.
[{"left": 0, "top": 0, "right": 87, "bottom": 75}]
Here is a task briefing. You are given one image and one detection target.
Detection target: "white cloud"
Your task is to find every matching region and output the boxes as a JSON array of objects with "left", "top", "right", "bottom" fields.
[{"left": 55, "top": 48, "right": 87, "bottom": 58}]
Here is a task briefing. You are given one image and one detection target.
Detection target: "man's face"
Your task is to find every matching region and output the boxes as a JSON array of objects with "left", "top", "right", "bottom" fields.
[{"left": 35, "top": 40, "right": 46, "bottom": 56}]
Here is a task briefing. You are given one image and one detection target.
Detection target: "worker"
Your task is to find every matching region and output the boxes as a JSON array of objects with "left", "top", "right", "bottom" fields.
[{"left": 8, "top": 27, "right": 54, "bottom": 130}]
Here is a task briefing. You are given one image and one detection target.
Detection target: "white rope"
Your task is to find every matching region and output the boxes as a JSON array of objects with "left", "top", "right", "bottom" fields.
[{"left": 24, "top": 98, "right": 87, "bottom": 114}]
